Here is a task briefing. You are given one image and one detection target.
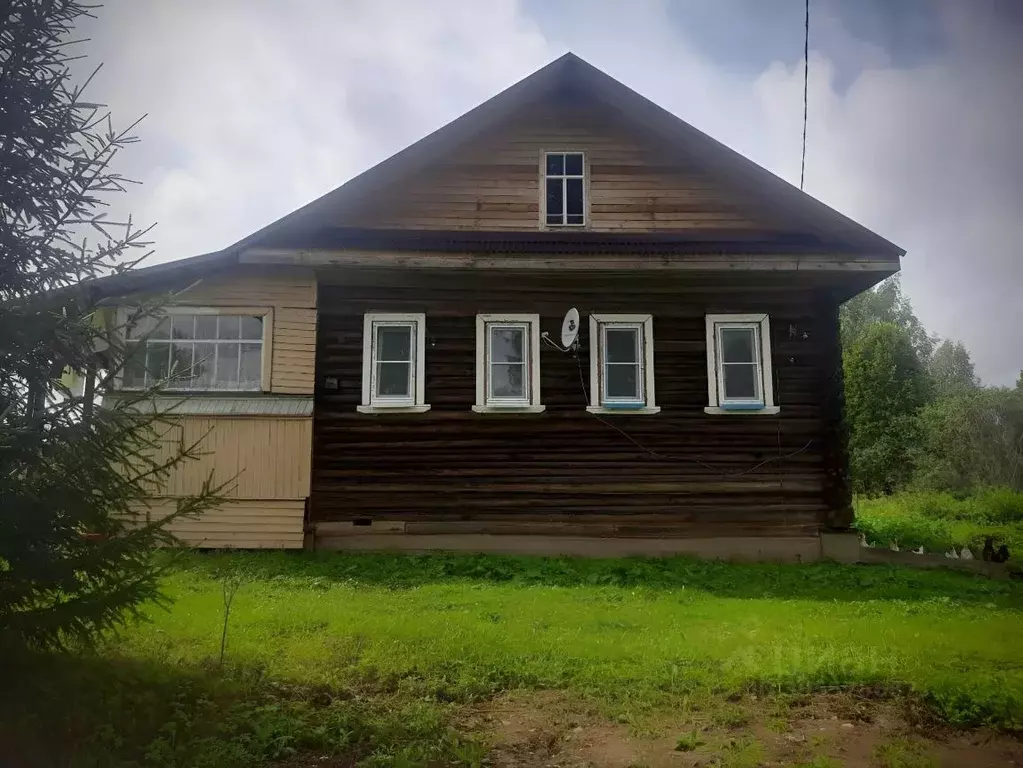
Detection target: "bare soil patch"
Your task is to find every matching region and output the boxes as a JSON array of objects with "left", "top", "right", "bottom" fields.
[{"left": 465, "top": 690, "right": 1023, "bottom": 767}]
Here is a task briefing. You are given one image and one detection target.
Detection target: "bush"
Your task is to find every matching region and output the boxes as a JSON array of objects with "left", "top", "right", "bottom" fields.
[{"left": 854, "top": 490, "right": 1023, "bottom": 558}]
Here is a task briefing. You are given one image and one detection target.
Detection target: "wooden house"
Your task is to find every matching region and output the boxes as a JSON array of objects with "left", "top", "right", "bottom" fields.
[{"left": 93, "top": 53, "right": 902, "bottom": 560}]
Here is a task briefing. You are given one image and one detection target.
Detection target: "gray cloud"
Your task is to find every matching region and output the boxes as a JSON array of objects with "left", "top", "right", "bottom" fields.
[{"left": 77, "top": 0, "right": 1021, "bottom": 384}]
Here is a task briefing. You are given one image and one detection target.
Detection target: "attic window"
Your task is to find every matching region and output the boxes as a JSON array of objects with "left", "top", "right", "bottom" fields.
[{"left": 544, "top": 152, "right": 585, "bottom": 226}]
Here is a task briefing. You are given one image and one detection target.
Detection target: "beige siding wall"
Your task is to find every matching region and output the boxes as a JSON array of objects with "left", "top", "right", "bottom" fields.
[
  {"left": 146, "top": 499, "right": 305, "bottom": 549},
  {"left": 127, "top": 266, "right": 318, "bottom": 548},
  {"left": 150, "top": 416, "right": 312, "bottom": 548},
  {"left": 168, "top": 267, "right": 318, "bottom": 395},
  {"left": 156, "top": 417, "right": 312, "bottom": 499}
]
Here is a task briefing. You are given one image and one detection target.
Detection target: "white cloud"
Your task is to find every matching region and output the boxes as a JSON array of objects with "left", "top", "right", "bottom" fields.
[{"left": 79, "top": 0, "right": 1020, "bottom": 384}]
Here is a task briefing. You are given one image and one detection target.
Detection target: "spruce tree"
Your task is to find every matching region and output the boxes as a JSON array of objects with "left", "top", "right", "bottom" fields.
[{"left": 1, "top": 1, "right": 223, "bottom": 649}]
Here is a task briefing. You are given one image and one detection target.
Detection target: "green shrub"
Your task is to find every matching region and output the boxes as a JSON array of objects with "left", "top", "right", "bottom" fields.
[{"left": 854, "top": 490, "right": 1023, "bottom": 558}]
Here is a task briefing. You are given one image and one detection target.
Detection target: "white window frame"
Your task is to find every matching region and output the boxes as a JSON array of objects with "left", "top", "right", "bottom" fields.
[
  {"left": 473, "top": 314, "right": 544, "bottom": 413},
  {"left": 587, "top": 313, "right": 659, "bottom": 415},
  {"left": 704, "top": 313, "right": 779, "bottom": 415},
  {"left": 115, "top": 305, "right": 273, "bottom": 393},
  {"left": 359, "top": 312, "right": 430, "bottom": 414},
  {"left": 541, "top": 150, "right": 586, "bottom": 227}
]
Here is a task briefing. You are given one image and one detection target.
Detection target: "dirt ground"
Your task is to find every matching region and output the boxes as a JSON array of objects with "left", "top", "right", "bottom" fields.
[{"left": 464, "top": 690, "right": 1023, "bottom": 768}]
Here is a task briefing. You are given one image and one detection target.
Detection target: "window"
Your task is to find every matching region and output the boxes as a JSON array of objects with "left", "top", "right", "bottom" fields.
[
  {"left": 704, "top": 314, "right": 778, "bottom": 414},
  {"left": 587, "top": 314, "right": 659, "bottom": 414},
  {"left": 474, "top": 314, "right": 544, "bottom": 413},
  {"left": 360, "top": 313, "right": 430, "bottom": 413},
  {"left": 543, "top": 151, "right": 585, "bottom": 226},
  {"left": 120, "top": 308, "right": 269, "bottom": 391}
]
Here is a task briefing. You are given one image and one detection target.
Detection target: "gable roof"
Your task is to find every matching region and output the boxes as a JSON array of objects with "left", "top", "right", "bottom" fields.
[{"left": 88, "top": 52, "right": 903, "bottom": 296}]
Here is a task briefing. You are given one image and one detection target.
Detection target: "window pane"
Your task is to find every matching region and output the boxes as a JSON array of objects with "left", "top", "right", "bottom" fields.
[
  {"left": 240, "top": 315, "right": 263, "bottom": 341},
  {"left": 490, "top": 326, "right": 524, "bottom": 363},
  {"left": 547, "top": 213, "right": 565, "bottom": 225},
  {"left": 564, "top": 153, "right": 583, "bottom": 175},
  {"left": 146, "top": 343, "right": 170, "bottom": 385},
  {"left": 606, "top": 364, "right": 640, "bottom": 400},
  {"left": 192, "top": 342, "right": 216, "bottom": 390},
  {"left": 546, "top": 178, "right": 563, "bottom": 222},
  {"left": 195, "top": 315, "right": 218, "bottom": 339},
  {"left": 605, "top": 328, "right": 638, "bottom": 363},
  {"left": 376, "top": 362, "right": 411, "bottom": 397},
  {"left": 723, "top": 363, "right": 759, "bottom": 400},
  {"left": 720, "top": 327, "right": 756, "bottom": 363},
  {"left": 545, "top": 153, "right": 564, "bottom": 175},
  {"left": 170, "top": 315, "right": 194, "bottom": 339},
  {"left": 566, "top": 178, "right": 583, "bottom": 216},
  {"left": 239, "top": 343, "right": 262, "bottom": 389},
  {"left": 169, "top": 342, "right": 193, "bottom": 386},
  {"left": 376, "top": 325, "right": 412, "bottom": 361},
  {"left": 122, "top": 343, "right": 147, "bottom": 388},
  {"left": 217, "top": 315, "right": 241, "bottom": 340},
  {"left": 566, "top": 214, "right": 584, "bottom": 225},
  {"left": 216, "top": 343, "right": 239, "bottom": 388},
  {"left": 490, "top": 363, "right": 525, "bottom": 399},
  {"left": 128, "top": 314, "right": 169, "bottom": 340}
]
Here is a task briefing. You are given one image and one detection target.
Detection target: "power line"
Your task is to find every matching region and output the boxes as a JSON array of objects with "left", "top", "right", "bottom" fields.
[{"left": 800, "top": 0, "right": 810, "bottom": 190}]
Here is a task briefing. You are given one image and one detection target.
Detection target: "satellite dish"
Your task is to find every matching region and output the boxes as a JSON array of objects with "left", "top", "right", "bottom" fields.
[{"left": 561, "top": 308, "right": 580, "bottom": 348}]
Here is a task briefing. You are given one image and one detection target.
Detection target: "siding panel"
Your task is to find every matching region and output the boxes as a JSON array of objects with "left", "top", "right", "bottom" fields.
[
  {"left": 153, "top": 417, "right": 313, "bottom": 499},
  {"left": 141, "top": 499, "right": 305, "bottom": 549}
]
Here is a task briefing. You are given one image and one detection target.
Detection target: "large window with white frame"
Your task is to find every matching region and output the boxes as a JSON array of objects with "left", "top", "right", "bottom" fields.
[
  {"left": 704, "top": 313, "right": 778, "bottom": 414},
  {"left": 474, "top": 314, "right": 544, "bottom": 412},
  {"left": 587, "top": 313, "right": 659, "bottom": 414},
  {"left": 543, "top": 151, "right": 585, "bottom": 226},
  {"left": 120, "top": 308, "right": 270, "bottom": 392},
  {"left": 359, "top": 313, "right": 430, "bottom": 413}
]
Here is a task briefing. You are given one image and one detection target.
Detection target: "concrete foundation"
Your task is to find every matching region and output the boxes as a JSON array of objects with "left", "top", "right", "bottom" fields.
[
  {"left": 820, "top": 530, "right": 861, "bottom": 563},
  {"left": 312, "top": 532, "right": 824, "bottom": 562}
]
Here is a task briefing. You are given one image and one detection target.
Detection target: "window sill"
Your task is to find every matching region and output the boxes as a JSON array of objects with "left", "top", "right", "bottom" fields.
[
  {"left": 704, "top": 405, "right": 781, "bottom": 416},
  {"left": 586, "top": 406, "right": 661, "bottom": 415},
  {"left": 357, "top": 404, "right": 432, "bottom": 414},
  {"left": 472, "top": 404, "right": 546, "bottom": 414}
]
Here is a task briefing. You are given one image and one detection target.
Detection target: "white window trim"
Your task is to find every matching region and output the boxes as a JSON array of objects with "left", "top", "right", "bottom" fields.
[
  {"left": 358, "top": 312, "right": 430, "bottom": 414},
  {"left": 115, "top": 305, "right": 274, "bottom": 393},
  {"left": 540, "top": 150, "right": 587, "bottom": 228},
  {"left": 587, "top": 313, "right": 659, "bottom": 415},
  {"left": 704, "top": 313, "right": 779, "bottom": 415},
  {"left": 473, "top": 313, "right": 545, "bottom": 413}
]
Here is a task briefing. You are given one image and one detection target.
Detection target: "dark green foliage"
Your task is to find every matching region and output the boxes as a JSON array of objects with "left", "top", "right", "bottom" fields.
[
  {"left": 0, "top": 1, "right": 223, "bottom": 649},
  {"left": 172, "top": 550, "right": 1021, "bottom": 605},
  {"left": 844, "top": 323, "right": 930, "bottom": 495},
  {"left": 1, "top": 652, "right": 483, "bottom": 767}
]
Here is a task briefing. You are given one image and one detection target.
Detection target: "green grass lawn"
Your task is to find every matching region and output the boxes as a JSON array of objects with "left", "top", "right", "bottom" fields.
[{"left": 5, "top": 552, "right": 1023, "bottom": 767}]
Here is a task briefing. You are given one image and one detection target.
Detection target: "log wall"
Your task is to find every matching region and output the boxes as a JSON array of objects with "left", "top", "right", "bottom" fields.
[{"left": 311, "top": 271, "right": 847, "bottom": 538}]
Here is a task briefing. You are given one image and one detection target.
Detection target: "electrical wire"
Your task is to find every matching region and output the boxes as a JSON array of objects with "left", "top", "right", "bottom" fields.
[
  {"left": 541, "top": 332, "right": 814, "bottom": 478},
  {"left": 800, "top": 0, "right": 810, "bottom": 191}
]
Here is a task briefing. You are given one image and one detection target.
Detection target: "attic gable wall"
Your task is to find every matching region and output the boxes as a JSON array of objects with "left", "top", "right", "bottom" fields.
[{"left": 341, "top": 98, "right": 781, "bottom": 236}]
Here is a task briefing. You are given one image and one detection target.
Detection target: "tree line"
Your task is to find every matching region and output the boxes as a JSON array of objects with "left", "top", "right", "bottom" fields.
[{"left": 841, "top": 277, "right": 1023, "bottom": 496}]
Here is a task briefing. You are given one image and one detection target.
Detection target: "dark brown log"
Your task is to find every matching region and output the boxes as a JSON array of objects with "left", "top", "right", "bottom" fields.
[{"left": 310, "top": 272, "right": 846, "bottom": 536}]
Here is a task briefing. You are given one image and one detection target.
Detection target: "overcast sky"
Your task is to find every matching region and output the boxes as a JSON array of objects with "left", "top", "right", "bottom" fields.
[{"left": 77, "top": 1, "right": 1022, "bottom": 384}]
